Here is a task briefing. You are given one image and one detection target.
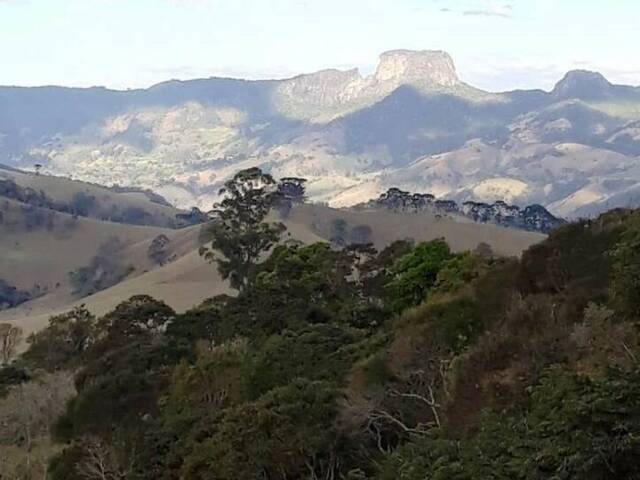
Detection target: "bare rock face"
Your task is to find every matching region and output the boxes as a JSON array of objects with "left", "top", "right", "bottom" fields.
[
  {"left": 276, "top": 68, "right": 366, "bottom": 108},
  {"left": 275, "top": 50, "right": 461, "bottom": 118},
  {"left": 373, "top": 49, "right": 459, "bottom": 88}
]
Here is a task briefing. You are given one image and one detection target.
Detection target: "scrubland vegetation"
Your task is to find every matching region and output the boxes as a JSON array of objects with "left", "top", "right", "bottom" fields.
[
  {"left": 1, "top": 169, "right": 640, "bottom": 479},
  {"left": 0, "top": 177, "right": 177, "bottom": 228}
]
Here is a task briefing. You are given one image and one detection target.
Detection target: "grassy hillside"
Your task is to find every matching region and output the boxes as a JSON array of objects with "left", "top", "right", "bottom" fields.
[
  {"left": 296, "top": 203, "right": 544, "bottom": 256},
  {"left": 0, "top": 198, "right": 168, "bottom": 289},
  {"left": 1, "top": 165, "right": 181, "bottom": 227},
  {"left": 0, "top": 200, "right": 542, "bottom": 341},
  {"left": 1, "top": 205, "right": 638, "bottom": 479}
]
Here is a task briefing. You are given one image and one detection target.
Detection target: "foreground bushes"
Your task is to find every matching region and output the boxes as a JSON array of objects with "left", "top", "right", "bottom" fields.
[{"left": 3, "top": 209, "right": 640, "bottom": 479}]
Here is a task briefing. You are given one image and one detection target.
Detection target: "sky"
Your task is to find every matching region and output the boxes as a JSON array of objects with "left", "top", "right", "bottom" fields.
[{"left": 0, "top": 0, "right": 639, "bottom": 92}]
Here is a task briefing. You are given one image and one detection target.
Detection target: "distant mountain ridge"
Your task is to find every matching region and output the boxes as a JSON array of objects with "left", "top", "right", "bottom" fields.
[{"left": 1, "top": 49, "right": 640, "bottom": 218}]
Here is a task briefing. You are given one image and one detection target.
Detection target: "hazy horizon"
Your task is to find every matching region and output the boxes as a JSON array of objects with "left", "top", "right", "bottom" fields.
[
  {"left": 1, "top": 0, "right": 639, "bottom": 92},
  {"left": 1, "top": 49, "right": 638, "bottom": 95}
]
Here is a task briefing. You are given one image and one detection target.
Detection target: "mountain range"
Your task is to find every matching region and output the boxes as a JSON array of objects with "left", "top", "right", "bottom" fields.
[{"left": 2, "top": 49, "right": 640, "bottom": 217}]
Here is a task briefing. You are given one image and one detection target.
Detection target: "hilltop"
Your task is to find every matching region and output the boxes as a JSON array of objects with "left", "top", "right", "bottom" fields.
[
  {"left": 1, "top": 50, "right": 640, "bottom": 217},
  {"left": 2, "top": 189, "right": 639, "bottom": 479},
  {"left": 0, "top": 170, "right": 544, "bottom": 339}
]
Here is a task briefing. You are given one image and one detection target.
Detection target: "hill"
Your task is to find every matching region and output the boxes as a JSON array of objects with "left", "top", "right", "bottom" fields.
[
  {"left": 0, "top": 196, "right": 543, "bottom": 339},
  {"left": 0, "top": 164, "right": 181, "bottom": 227},
  {"left": 1, "top": 50, "right": 640, "bottom": 217},
  {"left": 2, "top": 204, "right": 638, "bottom": 479}
]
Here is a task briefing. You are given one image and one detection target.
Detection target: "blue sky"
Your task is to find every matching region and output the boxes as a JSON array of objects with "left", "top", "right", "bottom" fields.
[{"left": 0, "top": 0, "right": 638, "bottom": 91}]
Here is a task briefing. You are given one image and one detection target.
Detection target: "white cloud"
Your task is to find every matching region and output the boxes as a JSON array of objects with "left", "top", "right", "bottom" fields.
[{"left": 441, "top": 1, "right": 514, "bottom": 19}]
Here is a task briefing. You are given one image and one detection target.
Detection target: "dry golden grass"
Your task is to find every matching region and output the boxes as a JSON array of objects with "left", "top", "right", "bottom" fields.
[
  {"left": 1, "top": 166, "right": 180, "bottom": 221},
  {"left": 0, "top": 202, "right": 544, "bottom": 343}
]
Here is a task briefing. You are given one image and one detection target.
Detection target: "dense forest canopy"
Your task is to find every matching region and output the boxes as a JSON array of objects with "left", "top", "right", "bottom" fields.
[{"left": 1, "top": 169, "right": 640, "bottom": 479}]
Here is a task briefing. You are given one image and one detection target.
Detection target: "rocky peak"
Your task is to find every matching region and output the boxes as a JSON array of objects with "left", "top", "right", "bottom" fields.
[
  {"left": 552, "top": 70, "right": 612, "bottom": 100},
  {"left": 373, "top": 50, "right": 459, "bottom": 88},
  {"left": 277, "top": 68, "right": 365, "bottom": 106},
  {"left": 274, "top": 50, "right": 461, "bottom": 118}
]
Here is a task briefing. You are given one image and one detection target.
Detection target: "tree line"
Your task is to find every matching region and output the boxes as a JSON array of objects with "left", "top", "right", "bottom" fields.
[{"left": 0, "top": 169, "right": 639, "bottom": 479}]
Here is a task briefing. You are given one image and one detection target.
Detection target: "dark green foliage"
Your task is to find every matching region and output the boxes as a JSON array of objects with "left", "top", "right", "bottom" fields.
[
  {"left": 0, "top": 278, "right": 30, "bottom": 309},
  {"left": 214, "top": 243, "right": 367, "bottom": 341},
  {"left": 181, "top": 380, "right": 340, "bottom": 480},
  {"left": 420, "top": 297, "right": 481, "bottom": 352},
  {"left": 21, "top": 205, "right": 640, "bottom": 480},
  {"left": 610, "top": 212, "right": 640, "bottom": 320},
  {"left": 275, "top": 176, "right": 307, "bottom": 217},
  {"left": 0, "top": 364, "right": 30, "bottom": 397},
  {"left": 70, "top": 191, "right": 97, "bottom": 216},
  {"left": 48, "top": 445, "right": 86, "bottom": 480},
  {"left": 203, "top": 219, "right": 285, "bottom": 290},
  {"left": 378, "top": 368, "right": 640, "bottom": 480},
  {"left": 96, "top": 294, "right": 175, "bottom": 343},
  {"left": 330, "top": 217, "right": 349, "bottom": 247},
  {"left": 148, "top": 233, "right": 171, "bottom": 265},
  {"left": 386, "top": 239, "right": 453, "bottom": 311},
  {"left": 140, "top": 340, "right": 249, "bottom": 480},
  {"left": 176, "top": 207, "right": 209, "bottom": 227},
  {"left": 46, "top": 297, "right": 178, "bottom": 478},
  {"left": 200, "top": 167, "right": 286, "bottom": 290},
  {"left": 431, "top": 251, "right": 486, "bottom": 296},
  {"left": 246, "top": 324, "right": 358, "bottom": 398},
  {"left": 23, "top": 306, "right": 96, "bottom": 371},
  {"left": 163, "top": 296, "right": 228, "bottom": 360}
]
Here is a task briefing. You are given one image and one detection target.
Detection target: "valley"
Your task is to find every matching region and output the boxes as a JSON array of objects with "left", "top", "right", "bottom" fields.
[
  {"left": 1, "top": 50, "right": 640, "bottom": 218},
  {"left": 3, "top": 3, "right": 640, "bottom": 478},
  {"left": 0, "top": 167, "right": 544, "bottom": 340}
]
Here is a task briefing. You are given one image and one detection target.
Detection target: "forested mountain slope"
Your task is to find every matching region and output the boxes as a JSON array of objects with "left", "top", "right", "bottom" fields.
[{"left": 1, "top": 188, "right": 639, "bottom": 478}]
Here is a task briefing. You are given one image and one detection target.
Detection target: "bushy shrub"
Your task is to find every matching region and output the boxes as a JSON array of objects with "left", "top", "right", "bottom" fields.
[{"left": 69, "top": 237, "right": 134, "bottom": 297}]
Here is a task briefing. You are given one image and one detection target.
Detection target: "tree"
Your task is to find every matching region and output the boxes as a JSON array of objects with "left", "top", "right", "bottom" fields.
[
  {"left": 246, "top": 324, "right": 357, "bottom": 398},
  {"left": 611, "top": 226, "right": 640, "bottom": 319},
  {"left": 200, "top": 168, "right": 286, "bottom": 291},
  {"left": 70, "top": 191, "right": 97, "bottom": 217},
  {"left": 148, "top": 234, "right": 171, "bottom": 266},
  {"left": 75, "top": 435, "right": 137, "bottom": 480},
  {"left": 0, "top": 323, "right": 22, "bottom": 365},
  {"left": 175, "top": 207, "right": 209, "bottom": 227},
  {"left": 275, "top": 177, "right": 307, "bottom": 218},
  {"left": 277, "top": 177, "right": 307, "bottom": 204},
  {"left": 386, "top": 240, "right": 453, "bottom": 312},
  {"left": 69, "top": 237, "right": 134, "bottom": 297},
  {"left": 182, "top": 379, "right": 340, "bottom": 480},
  {"left": 473, "top": 241, "right": 493, "bottom": 258},
  {"left": 330, "top": 218, "right": 348, "bottom": 248},
  {"left": 350, "top": 224, "right": 373, "bottom": 245},
  {"left": 0, "top": 371, "right": 75, "bottom": 475},
  {"left": 23, "top": 306, "right": 96, "bottom": 370},
  {"left": 96, "top": 295, "right": 175, "bottom": 344}
]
